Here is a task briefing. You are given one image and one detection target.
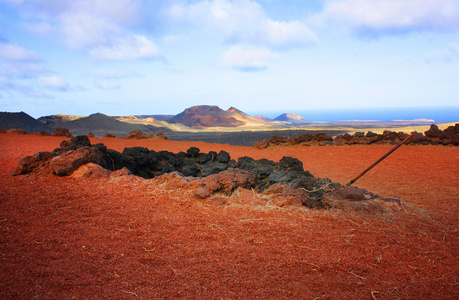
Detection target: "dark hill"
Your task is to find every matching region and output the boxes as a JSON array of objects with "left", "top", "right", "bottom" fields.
[
  {"left": 58, "top": 113, "right": 170, "bottom": 137},
  {"left": 0, "top": 111, "right": 53, "bottom": 133},
  {"left": 168, "top": 105, "right": 245, "bottom": 128}
]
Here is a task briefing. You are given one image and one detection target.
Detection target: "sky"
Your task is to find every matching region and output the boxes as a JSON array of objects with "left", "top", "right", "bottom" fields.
[{"left": 0, "top": 0, "right": 458, "bottom": 119}]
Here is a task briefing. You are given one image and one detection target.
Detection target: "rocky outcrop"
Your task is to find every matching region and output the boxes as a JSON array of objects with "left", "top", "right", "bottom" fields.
[
  {"left": 33, "top": 131, "right": 51, "bottom": 136},
  {"left": 7, "top": 128, "right": 29, "bottom": 134},
  {"left": 50, "top": 147, "right": 106, "bottom": 176},
  {"left": 321, "top": 187, "right": 403, "bottom": 214},
  {"left": 52, "top": 127, "right": 72, "bottom": 137},
  {"left": 124, "top": 130, "right": 168, "bottom": 139},
  {"left": 254, "top": 124, "right": 459, "bottom": 148},
  {"left": 13, "top": 135, "right": 405, "bottom": 212}
]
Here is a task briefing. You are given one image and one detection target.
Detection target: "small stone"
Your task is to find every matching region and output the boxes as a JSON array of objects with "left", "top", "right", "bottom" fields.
[{"left": 195, "top": 187, "right": 211, "bottom": 199}]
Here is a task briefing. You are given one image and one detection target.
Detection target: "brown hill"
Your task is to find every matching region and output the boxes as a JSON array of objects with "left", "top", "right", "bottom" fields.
[
  {"left": 254, "top": 115, "right": 274, "bottom": 122},
  {"left": 168, "top": 105, "right": 246, "bottom": 128},
  {"left": 168, "top": 105, "right": 272, "bottom": 128}
]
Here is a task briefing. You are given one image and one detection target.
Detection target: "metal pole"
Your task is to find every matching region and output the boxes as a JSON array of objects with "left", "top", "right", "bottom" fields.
[{"left": 346, "top": 133, "right": 414, "bottom": 187}]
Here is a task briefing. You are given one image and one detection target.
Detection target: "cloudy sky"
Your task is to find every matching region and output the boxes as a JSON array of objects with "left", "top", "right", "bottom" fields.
[{"left": 0, "top": 0, "right": 458, "bottom": 119}]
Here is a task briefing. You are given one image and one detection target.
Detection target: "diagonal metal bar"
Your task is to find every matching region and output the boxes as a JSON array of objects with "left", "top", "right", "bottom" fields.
[{"left": 346, "top": 133, "right": 415, "bottom": 187}]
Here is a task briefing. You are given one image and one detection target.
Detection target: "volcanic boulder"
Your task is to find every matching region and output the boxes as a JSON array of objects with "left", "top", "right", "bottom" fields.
[
  {"left": 13, "top": 152, "right": 54, "bottom": 175},
  {"left": 50, "top": 147, "right": 106, "bottom": 176},
  {"left": 52, "top": 127, "right": 72, "bottom": 137}
]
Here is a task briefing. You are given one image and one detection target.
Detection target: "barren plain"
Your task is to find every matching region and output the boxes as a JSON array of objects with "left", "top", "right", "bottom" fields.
[{"left": 0, "top": 133, "right": 458, "bottom": 299}]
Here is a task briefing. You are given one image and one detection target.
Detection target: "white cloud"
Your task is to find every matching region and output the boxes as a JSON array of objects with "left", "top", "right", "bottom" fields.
[
  {"left": 0, "top": 42, "right": 40, "bottom": 61},
  {"left": 37, "top": 76, "right": 69, "bottom": 91},
  {"left": 316, "top": 0, "right": 459, "bottom": 36},
  {"left": 94, "top": 80, "right": 122, "bottom": 90},
  {"left": 23, "top": 0, "right": 142, "bottom": 25},
  {"left": 0, "top": 62, "right": 48, "bottom": 78},
  {"left": 60, "top": 12, "right": 119, "bottom": 50},
  {"left": 223, "top": 46, "right": 277, "bottom": 71},
  {"left": 0, "top": 76, "right": 53, "bottom": 98},
  {"left": 168, "top": 0, "right": 318, "bottom": 49},
  {"left": 96, "top": 69, "right": 139, "bottom": 79},
  {"left": 425, "top": 42, "right": 459, "bottom": 63},
  {"left": 446, "top": 42, "right": 459, "bottom": 55},
  {"left": 163, "top": 34, "right": 187, "bottom": 46},
  {"left": 14, "top": 0, "right": 161, "bottom": 61},
  {"left": 88, "top": 35, "right": 162, "bottom": 61},
  {"left": 22, "top": 22, "right": 55, "bottom": 35},
  {"left": 0, "top": 42, "right": 48, "bottom": 85}
]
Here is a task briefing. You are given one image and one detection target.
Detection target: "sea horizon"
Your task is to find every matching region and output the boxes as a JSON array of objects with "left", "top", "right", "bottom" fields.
[{"left": 247, "top": 106, "right": 459, "bottom": 123}]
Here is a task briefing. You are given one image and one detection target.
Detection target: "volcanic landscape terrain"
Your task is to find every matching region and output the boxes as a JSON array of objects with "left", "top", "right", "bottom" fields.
[
  {"left": 0, "top": 131, "right": 458, "bottom": 299},
  {"left": 2, "top": 105, "right": 454, "bottom": 146}
]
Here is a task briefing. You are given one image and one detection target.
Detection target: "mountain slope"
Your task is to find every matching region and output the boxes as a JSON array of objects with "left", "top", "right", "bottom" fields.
[
  {"left": 274, "top": 113, "right": 310, "bottom": 124},
  {"left": 168, "top": 105, "right": 245, "bottom": 128},
  {"left": 254, "top": 115, "right": 274, "bottom": 122},
  {"left": 55, "top": 113, "right": 169, "bottom": 137},
  {"left": 135, "top": 115, "right": 175, "bottom": 121},
  {"left": 0, "top": 111, "right": 53, "bottom": 133}
]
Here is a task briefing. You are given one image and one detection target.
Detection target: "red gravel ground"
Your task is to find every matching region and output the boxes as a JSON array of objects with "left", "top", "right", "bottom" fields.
[{"left": 0, "top": 133, "right": 458, "bottom": 299}]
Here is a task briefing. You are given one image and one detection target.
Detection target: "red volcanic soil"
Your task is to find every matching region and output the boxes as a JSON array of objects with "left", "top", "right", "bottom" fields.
[{"left": 1, "top": 133, "right": 458, "bottom": 299}]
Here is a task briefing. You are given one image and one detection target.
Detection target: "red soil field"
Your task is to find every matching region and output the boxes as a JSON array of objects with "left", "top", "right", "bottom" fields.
[{"left": 0, "top": 133, "right": 458, "bottom": 299}]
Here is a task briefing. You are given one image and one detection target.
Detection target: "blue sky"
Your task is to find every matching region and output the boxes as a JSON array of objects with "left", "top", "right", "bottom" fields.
[{"left": 0, "top": 0, "right": 458, "bottom": 119}]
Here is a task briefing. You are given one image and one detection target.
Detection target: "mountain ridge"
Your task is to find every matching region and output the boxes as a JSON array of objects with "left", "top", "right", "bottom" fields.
[
  {"left": 168, "top": 105, "right": 246, "bottom": 128},
  {"left": 274, "top": 113, "right": 310, "bottom": 124},
  {"left": 0, "top": 111, "right": 53, "bottom": 133}
]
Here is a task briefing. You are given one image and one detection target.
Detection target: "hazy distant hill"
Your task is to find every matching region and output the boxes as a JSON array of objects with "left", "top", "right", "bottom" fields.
[
  {"left": 274, "top": 113, "right": 310, "bottom": 124},
  {"left": 37, "top": 114, "right": 84, "bottom": 128},
  {"left": 40, "top": 113, "right": 169, "bottom": 137},
  {"left": 254, "top": 115, "right": 274, "bottom": 122},
  {"left": 0, "top": 111, "right": 53, "bottom": 133},
  {"left": 135, "top": 115, "right": 174, "bottom": 121},
  {"left": 168, "top": 105, "right": 246, "bottom": 128}
]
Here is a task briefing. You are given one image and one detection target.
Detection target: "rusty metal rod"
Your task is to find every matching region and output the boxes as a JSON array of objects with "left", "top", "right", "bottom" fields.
[{"left": 346, "top": 133, "right": 415, "bottom": 187}]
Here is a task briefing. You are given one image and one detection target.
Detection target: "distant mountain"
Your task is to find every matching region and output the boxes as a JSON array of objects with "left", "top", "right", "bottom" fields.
[
  {"left": 0, "top": 111, "right": 53, "bottom": 133},
  {"left": 40, "top": 113, "right": 169, "bottom": 137},
  {"left": 114, "top": 115, "right": 167, "bottom": 128},
  {"left": 37, "top": 114, "right": 83, "bottom": 128},
  {"left": 274, "top": 113, "right": 310, "bottom": 124},
  {"left": 226, "top": 107, "right": 251, "bottom": 118},
  {"left": 135, "top": 115, "right": 175, "bottom": 121},
  {"left": 254, "top": 115, "right": 274, "bottom": 122},
  {"left": 168, "top": 105, "right": 246, "bottom": 128}
]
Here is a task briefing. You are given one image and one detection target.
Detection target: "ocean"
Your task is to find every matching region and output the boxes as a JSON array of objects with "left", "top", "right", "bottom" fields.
[{"left": 248, "top": 106, "right": 459, "bottom": 123}]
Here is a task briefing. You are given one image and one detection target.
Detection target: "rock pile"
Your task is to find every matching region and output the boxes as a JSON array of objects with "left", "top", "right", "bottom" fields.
[
  {"left": 4, "top": 128, "right": 29, "bottom": 134},
  {"left": 124, "top": 130, "right": 168, "bottom": 139},
  {"left": 254, "top": 124, "right": 459, "bottom": 148},
  {"left": 52, "top": 127, "right": 72, "bottom": 137},
  {"left": 13, "top": 135, "right": 403, "bottom": 213}
]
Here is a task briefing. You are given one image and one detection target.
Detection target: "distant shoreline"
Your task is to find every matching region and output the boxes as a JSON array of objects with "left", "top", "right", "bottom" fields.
[{"left": 248, "top": 106, "right": 459, "bottom": 123}]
